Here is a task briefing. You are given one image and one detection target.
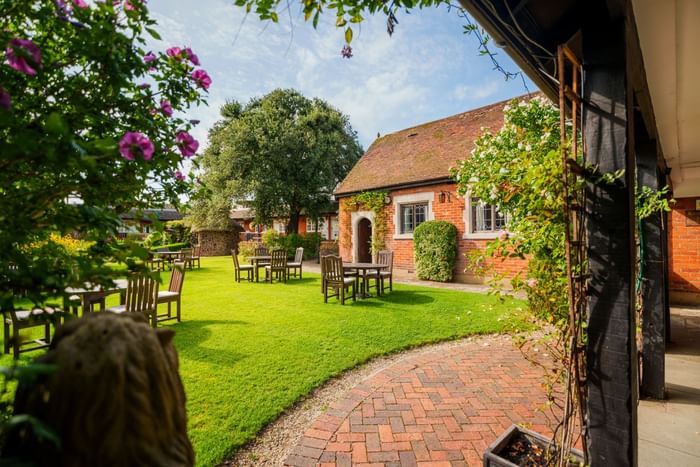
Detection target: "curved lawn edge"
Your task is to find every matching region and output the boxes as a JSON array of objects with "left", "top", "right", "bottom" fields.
[{"left": 219, "top": 331, "right": 534, "bottom": 466}]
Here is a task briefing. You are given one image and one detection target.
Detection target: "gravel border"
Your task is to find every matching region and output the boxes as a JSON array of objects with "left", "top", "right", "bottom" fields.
[{"left": 220, "top": 334, "right": 511, "bottom": 466}]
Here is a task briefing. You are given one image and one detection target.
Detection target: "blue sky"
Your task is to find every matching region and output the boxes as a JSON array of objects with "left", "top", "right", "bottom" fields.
[{"left": 148, "top": 0, "right": 534, "bottom": 151}]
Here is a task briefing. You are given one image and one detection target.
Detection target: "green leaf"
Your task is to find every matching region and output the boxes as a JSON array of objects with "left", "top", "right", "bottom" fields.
[
  {"left": 45, "top": 112, "right": 66, "bottom": 135},
  {"left": 336, "top": 16, "right": 347, "bottom": 27},
  {"left": 345, "top": 26, "right": 353, "bottom": 43},
  {"left": 270, "top": 11, "right": 278, "bottom": 22},
  {"left": 145, "top": 27, "right": 161, "bottom": 40}
]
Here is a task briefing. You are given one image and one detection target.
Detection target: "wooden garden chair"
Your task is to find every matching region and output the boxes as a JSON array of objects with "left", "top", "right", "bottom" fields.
[
  {"left": 106, "top": 272, "right": 160, "bottom": 328},
  {"left": 191, "top": 244, "right": 202, "bottom": 269},
  {"left": 3, "top": 307, "right": 62, "bottom": 359},
  {"left": 156, "top": 262, "right": 185, "bottom": 323},
  {"left": 179, "top": 248, "right": 194, "bottom": 270},
  {"left": 377, "top": 250, "right": 394, "bottom": 294},
  {"left": 286, "top": 247, "right": 304, "bottom": 279},
  {"left": 265, "top": 249, "right": 288, "bottom": 283},
  {"left": 322, "top": 255, "right": 356, "bottom": 304},
  {"left": 232, "top": 249, "right": 254, "bottom": 282}
]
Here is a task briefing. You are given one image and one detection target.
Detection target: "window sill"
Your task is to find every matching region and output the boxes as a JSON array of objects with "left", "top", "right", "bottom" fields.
[
  {"left": 393, "top": 233, "right": 414, "bottom": 240},
  {"left": 463, "top": 231, "right": 503, "bottom": 240}
]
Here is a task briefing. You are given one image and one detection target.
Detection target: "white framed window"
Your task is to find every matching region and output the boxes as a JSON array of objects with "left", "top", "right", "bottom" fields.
[
  {"left": 306, "top": 217, "right": 327, "bottom": 238},
  {"left": 330, "top": 217, "right": 339, "bottom": 240},
  {"left": 393, "top": 192, "right": 434, "bottom": 239},
  {"left": 273, "top": 220, "right": 286, "bottom": 234},
  {"left": 464, "top": 197, "right": 507, "bottom": 239}
]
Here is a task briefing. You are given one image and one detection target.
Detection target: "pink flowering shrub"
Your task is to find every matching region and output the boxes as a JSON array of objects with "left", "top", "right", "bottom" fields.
[{"left": 0, "top": 0, "right": 210, "bottom": 311}]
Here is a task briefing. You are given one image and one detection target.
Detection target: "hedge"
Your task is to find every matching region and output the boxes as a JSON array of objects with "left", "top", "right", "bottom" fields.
[
  {"left": 413, "top": 220, "right": 458, "bottom": 282},
  {"left": 260, "top": 231, "right": 322, "bottom": 259}
]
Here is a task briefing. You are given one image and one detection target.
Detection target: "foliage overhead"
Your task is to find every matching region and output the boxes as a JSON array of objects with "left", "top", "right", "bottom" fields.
[
  {"left": 347, "top": 191, "right": 388, "bottom": 255},
  {"left": 0, "top": 0, "right": 209, "bottom": 310},
  {"left": 191, "top": 89, "right": 363, "bottom": 233},
  {"left": 413, "top": 220, "right": 458, "bottom": 282}
]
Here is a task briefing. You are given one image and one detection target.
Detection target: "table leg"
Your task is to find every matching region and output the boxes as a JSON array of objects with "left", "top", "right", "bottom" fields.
[{"left": 255, "top": 260, "right": 259, "bottom": 282}]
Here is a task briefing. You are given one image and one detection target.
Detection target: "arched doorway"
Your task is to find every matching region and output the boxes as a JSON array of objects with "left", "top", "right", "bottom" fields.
[{"left": 356, "top": 218, "right": 372, "bottom": 262}]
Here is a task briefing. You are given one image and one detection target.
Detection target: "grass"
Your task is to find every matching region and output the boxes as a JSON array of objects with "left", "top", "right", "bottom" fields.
[{"left": 2, "top": 256, "right": 530, "bottom": 466}]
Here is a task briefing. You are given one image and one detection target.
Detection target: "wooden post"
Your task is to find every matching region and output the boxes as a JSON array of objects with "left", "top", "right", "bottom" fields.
[
  {"left": 582, "top": 18, "right": 638, "bottom": 466},
  {"left": 637, "top": 138, "right": 666, "bottom": 400}
]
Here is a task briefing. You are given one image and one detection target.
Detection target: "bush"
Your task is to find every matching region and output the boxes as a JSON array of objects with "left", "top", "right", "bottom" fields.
[
  {"left": 167, "top": 220, "right": 192, "bottom": 244},
  {"left": 261, "top": 229, "right": 284, "bottom": 250},
  {"left": 283, "top": 232, "right": 321, "bottom": 259},
  {"left": 413, "top": 221, "right": 457, "bottom": 282},
  {"left": 143, "top": 231, "right": 171, "bottom": 249},
  {"left": 237, "top": 241, "right": 258, "bottom": 261}
]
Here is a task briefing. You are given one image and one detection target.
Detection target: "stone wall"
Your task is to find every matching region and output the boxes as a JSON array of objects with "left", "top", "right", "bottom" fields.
[{"left": 193, "top": 230, "right": 238, "bottom": 257}]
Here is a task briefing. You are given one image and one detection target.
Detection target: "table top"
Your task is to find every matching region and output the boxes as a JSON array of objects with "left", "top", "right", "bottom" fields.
[
  {"left": 248, "top": 255, "right": 272, "bottom": 260},
  {"left": 65, "top": 279, "right": 128, "bottom": 295},
  {"left": 343, "top": 262, "right": 388, "bottom": 269},
  {"left": 154, "top": 251, "right": 181, "bottom": 256}
]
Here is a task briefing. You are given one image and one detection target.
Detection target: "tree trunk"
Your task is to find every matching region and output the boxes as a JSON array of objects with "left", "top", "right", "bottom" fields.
[{"left": 287, "top": 210, "right": 300, "bottom": 234}]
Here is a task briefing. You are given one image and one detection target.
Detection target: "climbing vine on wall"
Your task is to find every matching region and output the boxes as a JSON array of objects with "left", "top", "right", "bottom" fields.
[{"left": 347, "top": 191, "right": 389, "bottom": 256}]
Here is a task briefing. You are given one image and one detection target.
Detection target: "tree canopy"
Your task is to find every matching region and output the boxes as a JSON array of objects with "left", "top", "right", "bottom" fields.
[
  {"left": 1, "top": 0, "right": 209, "bottom": 309},
  {"left": 191, "top": 89, "right": 363, "bottom": 233}
]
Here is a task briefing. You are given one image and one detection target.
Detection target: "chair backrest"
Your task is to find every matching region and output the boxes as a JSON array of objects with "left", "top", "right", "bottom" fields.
[
  {"left": 168, "top": 262, "right": 186, "bottom": 293},
  {"left": 270, "top": 249, "right": 287, "bottom": 269},
  {"left": 254, "top": 245, "right": 268, "bottom": 257},
  {"left": 231, "top": 249, "right": 241, "bottom": 270},
  {"left": 321, "top": 255, "right": 344, "bottom": 282},
  {"left": 192, "top": 244, "right": 201, "bottom": 257},
  {"left": 179, "top": 248, "right": 193, "bottom": 260},
  {"left": 156, "top": 247, "right": 169, "bottom": 253},
  {"left": 124, "top": 272, "right": 159, "bottom": 313},
  {"left": 377, "top": 250, "right": 393, "bottom": 270},
  {"left": 294, "top": 247, "right": 304, "bottom": 263}
]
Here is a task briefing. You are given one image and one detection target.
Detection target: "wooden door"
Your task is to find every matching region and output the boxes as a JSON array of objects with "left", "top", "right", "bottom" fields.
[{"left": 357, "top": 218, "right": 372, "bottom": 262}]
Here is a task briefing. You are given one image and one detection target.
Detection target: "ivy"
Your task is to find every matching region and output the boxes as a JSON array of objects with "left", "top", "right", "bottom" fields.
[{"left": 347, "top": 191, "right": 388, "bottom": 256}]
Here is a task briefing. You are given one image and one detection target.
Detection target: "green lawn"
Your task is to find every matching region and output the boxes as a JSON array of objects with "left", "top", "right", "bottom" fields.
[{"left": 2, "top": 256, "right": 529, "bottom": 466}]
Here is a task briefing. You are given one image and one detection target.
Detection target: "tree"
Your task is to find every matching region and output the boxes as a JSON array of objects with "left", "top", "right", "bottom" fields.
[
  {"left": 193, "top": 89, "right": 363, "bottom": 233},
  {"left": 0, "top": 0, "right": 210, "bottom": 309}
]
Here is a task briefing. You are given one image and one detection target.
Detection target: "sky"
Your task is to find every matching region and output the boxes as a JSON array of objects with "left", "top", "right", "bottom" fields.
[{"left": 147, "top": 0, "right": 534, "bottom": 152}]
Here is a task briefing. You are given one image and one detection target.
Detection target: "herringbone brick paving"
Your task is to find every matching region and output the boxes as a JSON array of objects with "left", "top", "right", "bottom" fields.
[{"left": 284, "top": 335, "right": 558, "bottom": 467}]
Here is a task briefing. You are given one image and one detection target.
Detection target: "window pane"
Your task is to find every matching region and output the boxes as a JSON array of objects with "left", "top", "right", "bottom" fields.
[
  {"left": 401, "top": 205, "right": 414, "bottom": 233},
  {"left": 414, "top": 204, "right": 427, "bottom": 227},
  {"left": 495, "top": 209, "right": 507, "bottom": 230}
]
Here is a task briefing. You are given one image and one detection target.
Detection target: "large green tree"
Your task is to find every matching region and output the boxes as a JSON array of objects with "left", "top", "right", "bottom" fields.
[{"left": 193, "top": 89, "right": 363, "bottom": 233}]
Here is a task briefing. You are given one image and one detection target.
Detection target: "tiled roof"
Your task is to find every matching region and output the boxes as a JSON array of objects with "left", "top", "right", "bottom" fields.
[
  {"left": 334, "top": 95, "right": 529, "bottom": 196},
  {"left": 119, "top": 209, "right": 183, "bottom": 221}
]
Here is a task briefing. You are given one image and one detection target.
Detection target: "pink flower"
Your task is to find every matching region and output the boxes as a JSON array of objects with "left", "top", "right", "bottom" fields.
[
  {"left": 124, "top": 0, "right": 144, "bottom": 10},
  {"left": 184, "top": 47, "right": 200, "bottom": 66},
  {"left": 0, "top": 88, "right": 11, "bottom": 110},
  {"left": 191, "top": 69, "right": 211, "bottom": 90},
  {"left": 160, "top": 99, "right": 173, "bottom": 117},
  {"left": 143, "top": 51, "right": 156, "bottom": 63},
  {"left": 341, "top": 45, "right": 353, "bottom": 59},
  {"left": 498, "top": 231, "right": 508, "bottom": 241},
  {"left": 174, "top": 170, "right": 185, "bottom": 181},
  {"left": 175, "top": 131, "right": 199, "bottom": 158},
  {"left": 6, "top": 39, "right": 42, "bottom": 76},
  {"left": 166, "top": 47, "right": 182, "bottom": 59},
  {"left": 527, "top": 278, "right": 538, "bottom": 288},
  {"left": 73, "top": 0, "right": 89, "bottom": 8},
  {"left": 119, "top": 132, "right": 154, "bottom": 161}
]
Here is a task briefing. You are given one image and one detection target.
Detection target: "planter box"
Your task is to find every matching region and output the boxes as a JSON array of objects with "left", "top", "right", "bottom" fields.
[{"left": 483, "top": 424, "right": 584, "bottom": 467}]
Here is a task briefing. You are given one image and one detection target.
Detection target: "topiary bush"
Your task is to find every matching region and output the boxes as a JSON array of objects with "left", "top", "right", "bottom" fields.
[{"left": 413, "top": 221, "right": 457, "bottom": 282}]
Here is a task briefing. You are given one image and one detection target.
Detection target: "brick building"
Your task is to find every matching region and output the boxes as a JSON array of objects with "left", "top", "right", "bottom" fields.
[
  {"left": 669, "top": 196, "right": 700, "bottom": 304},
  {"left": 334, "top": 97, "right": 528, "bottom": 283},
  {"left": 231, "top": 205, "right": 340, "bottom": 242}
]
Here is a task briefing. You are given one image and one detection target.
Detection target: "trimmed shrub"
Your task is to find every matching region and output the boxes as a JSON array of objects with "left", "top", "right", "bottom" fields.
[
  {"left": 166, "top": 220, "right": 192, "bottom": 244},
  {"left": 413, "top": 221, "right": 458, "bottom": 282},
  {"left": 261, "top": 229, "right": 284, "bottom": 250},
  {"left": 143, "top": 231, "right": 171, "bottom": 249}
]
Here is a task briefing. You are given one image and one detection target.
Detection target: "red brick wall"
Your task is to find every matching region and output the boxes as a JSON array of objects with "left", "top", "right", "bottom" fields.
[
  {"left": 669, "top": 197, "right": 700, "bottom": 300},
  {"left": 338, "top": 183, "right": 527, "bottom": 283}
]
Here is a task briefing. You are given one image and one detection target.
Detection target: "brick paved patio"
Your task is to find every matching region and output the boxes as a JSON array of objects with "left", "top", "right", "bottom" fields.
[{"left": 284, "top": 335, "right": 559, "bottom": 467}]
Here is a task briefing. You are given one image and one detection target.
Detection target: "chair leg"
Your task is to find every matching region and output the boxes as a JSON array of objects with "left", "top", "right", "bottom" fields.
[
  {"left": 300, "top": 266, "right": 302, "bottom": 279},
  {"left": 324, "top": 285, "right": 328, "bottom": 303},
  {"left": 167, "top": 301, "right": 172, "bottom": 319},
  {"left": 341, "top": 284, "right": 345, "bottom": 304},
  {"left": 176, "top": 298, "right": 181, "bottom": 322},
  {"left": 44, "top": 323, "right": 50, "bottom": 344},
  {"left": 13, "top": 327, "right": 20, "bottom": 360}
]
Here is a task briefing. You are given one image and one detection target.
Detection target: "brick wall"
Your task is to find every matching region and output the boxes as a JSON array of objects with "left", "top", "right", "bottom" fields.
[
  {"left": 668, "top": 197, "right": 700, "bottom": 303},
  {"left": 338, "top": 182, "right": 527, "bottom": 283}
]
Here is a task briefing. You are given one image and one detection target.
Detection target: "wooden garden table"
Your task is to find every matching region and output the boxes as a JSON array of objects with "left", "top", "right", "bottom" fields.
[
  {"left": 64, "top": 279, "right": 128, "bottom": 316},
  {"left": 342, "top": 262, "right": 388, "bottom": 298},
  {"left": 248, "top": 255, "right": 272, "bottom": 282}
]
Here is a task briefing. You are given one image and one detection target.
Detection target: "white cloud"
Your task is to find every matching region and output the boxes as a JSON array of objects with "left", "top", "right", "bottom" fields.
[{"left": 452, "top": 82, "right": 500, "bottom": 101}]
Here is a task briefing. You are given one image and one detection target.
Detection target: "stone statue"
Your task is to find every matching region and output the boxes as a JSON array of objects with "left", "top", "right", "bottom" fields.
[{"left": 4, "top": 313, "right": 194, "bottom": 466}]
